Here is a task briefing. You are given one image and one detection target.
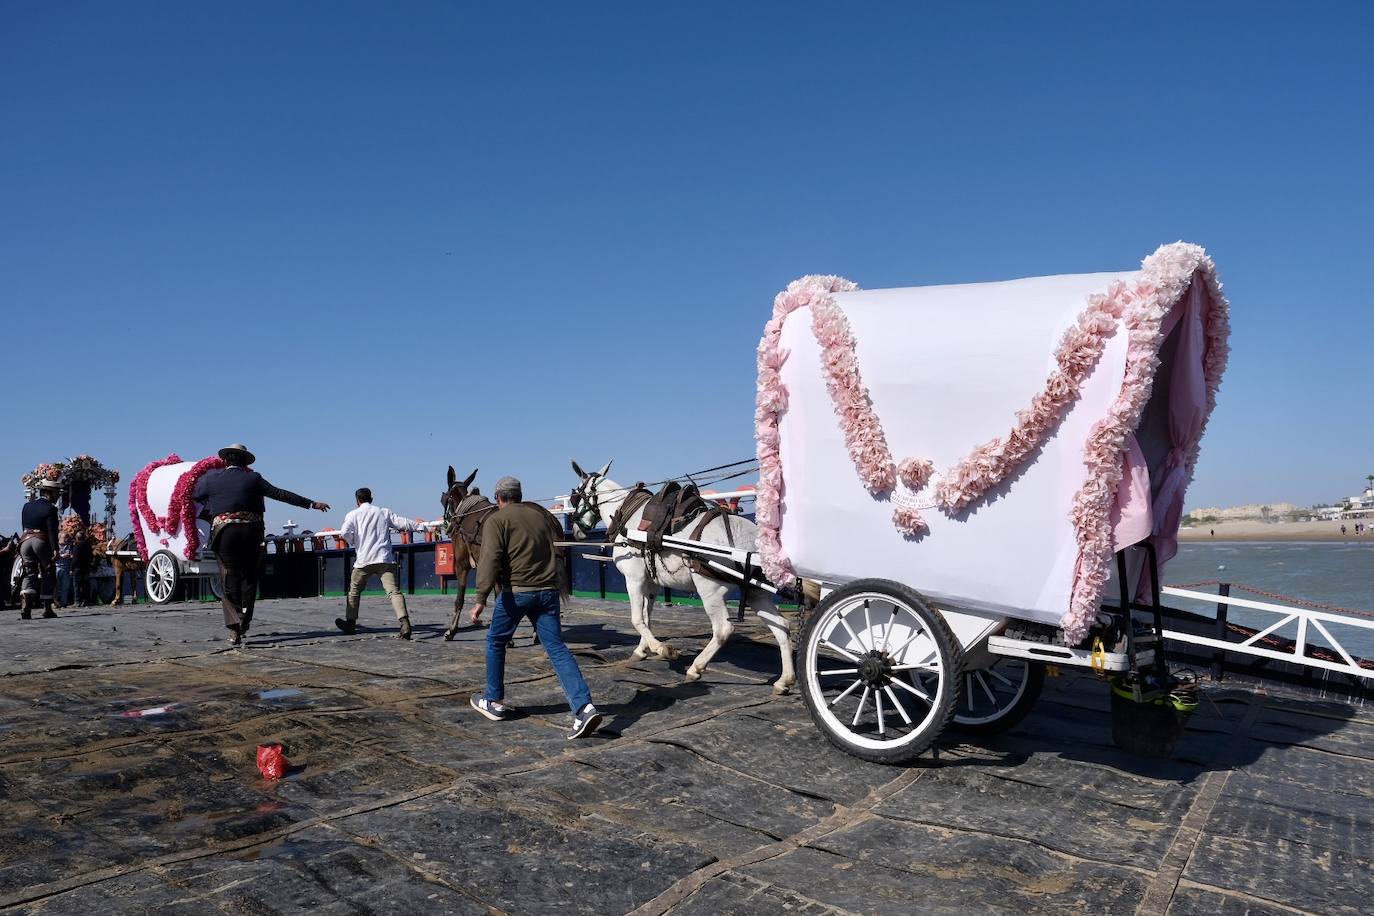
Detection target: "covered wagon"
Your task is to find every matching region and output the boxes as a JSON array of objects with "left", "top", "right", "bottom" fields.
[
  {"left": 755, "top": 242, "right": 1230, "bottom": 761},
  {"left": 128, "top": 455, "right": 227, "bottom": 604}
]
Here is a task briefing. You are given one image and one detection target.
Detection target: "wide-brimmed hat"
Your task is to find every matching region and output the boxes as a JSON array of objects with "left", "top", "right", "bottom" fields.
[
  {"left": 37, "top": 479, "right": 62, "bottom": 492},
  {"left": 218, "top": 443, "right": 257, "bottom": 465}
]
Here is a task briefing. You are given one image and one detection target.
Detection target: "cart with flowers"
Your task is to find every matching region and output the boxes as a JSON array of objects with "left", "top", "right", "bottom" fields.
[
  {"left": 128, "top": 454, "right": 226, "bottom": 604},
  {"left": 750, "top": 242, "right": 1240, "bottom": 761}
]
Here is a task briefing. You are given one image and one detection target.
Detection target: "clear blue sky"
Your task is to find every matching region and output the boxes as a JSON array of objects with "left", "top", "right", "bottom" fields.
[{"left": 2, "top": 1, "right": 1371, "bottom": 532}]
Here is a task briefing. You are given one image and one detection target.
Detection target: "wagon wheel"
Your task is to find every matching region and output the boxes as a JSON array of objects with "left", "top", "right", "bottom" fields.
[
  {"left": 145, "top": 550, "right": 180, "bottom": 605},
  {"left": 942, "top": 658, "right": 1045, "bottom": 735},
  {"left": 799, "top": 579, "right": 961, "bottom": 764},
  {"left": 207, "top": 573, "right": 224, "bottom": 601}
]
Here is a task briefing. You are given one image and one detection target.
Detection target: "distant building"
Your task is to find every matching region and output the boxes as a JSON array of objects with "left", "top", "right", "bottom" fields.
[
  {"left": 1185, "top": 503, "right": 1299, "bottom": 523},
  {"left": 1342, "top": 487, "right": 1374, "bottom": 519}
]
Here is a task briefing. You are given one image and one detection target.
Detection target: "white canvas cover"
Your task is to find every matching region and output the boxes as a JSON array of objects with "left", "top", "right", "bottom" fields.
[{"left": 756, "top": 243, "right": 1229, "bottom": 639}]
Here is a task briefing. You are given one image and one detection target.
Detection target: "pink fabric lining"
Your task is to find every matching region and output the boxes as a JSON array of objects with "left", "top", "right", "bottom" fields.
[{"left": 1110, "top": 433, "right": 1153, "bottom": 550}]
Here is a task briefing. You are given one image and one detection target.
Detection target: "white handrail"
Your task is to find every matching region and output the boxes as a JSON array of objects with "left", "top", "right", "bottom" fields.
[{"left": 1160, "top": 585, "right": 1373, "bottom": 681}]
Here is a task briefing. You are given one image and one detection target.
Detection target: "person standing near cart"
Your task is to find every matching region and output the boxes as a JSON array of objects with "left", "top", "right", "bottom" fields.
[
  {"left": 335, "top": 487, "right": 423, "bottom": 639},
  {"left": 468, "top": 476, "right": 602, "bottom": 739},
  {"left": 192, "top": 444, "right": 329, "bottom": 646},
  {"left": 18, "top": 479, "right": 62, "bottom": 619}
]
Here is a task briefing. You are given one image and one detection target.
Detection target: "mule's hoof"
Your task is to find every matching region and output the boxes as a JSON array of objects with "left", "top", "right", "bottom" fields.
[
  {"left": 772, "top": 682, "right": 792, "bottom": 695},
  {"left": 685, "top": 668, "right": 702, "bottom": 682},
  {"left": 442, "top": 629, "right": 456, "bottom": 642},
  {"left": 657, "top": 644, "right": 680, "bottom": 661},
  {"left": 631, "top": 648, "right": 648, "bottom": 661}
]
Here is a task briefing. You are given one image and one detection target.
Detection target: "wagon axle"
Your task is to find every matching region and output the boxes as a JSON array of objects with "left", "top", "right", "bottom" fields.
[{"left": 857, "top": 649, "right": 895, "bottom": 688}]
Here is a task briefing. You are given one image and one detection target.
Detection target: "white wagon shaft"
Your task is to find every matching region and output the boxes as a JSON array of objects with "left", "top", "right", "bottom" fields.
[
  {"left": 131, "top": 459, "right": 223, "bottom": 605},
  {"left": 754, "top": 242, "right": 1241, "bottom": 762}
]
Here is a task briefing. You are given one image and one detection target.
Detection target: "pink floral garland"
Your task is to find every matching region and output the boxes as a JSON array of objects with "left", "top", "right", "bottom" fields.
[
  {"left": 128, "top": 454, "right": 226, "bottom": 560},
  {"left": 754, "top": 275, "right": 859, "bottom": 584},
  {"left": 933, "top": 292, "right": 1122, "bottom": 513},
  {"left": 755, "top": 242, "right": 1229, "bottom": 643},
  {"left": 809, "top": 291, "right": 896, "bottom": 494},
  {"left": 1061, "top": 243, "right": 1229, "bottom": 641}
]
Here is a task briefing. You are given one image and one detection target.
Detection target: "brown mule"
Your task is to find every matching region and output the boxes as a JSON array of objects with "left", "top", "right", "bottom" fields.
[
  {"left": 101, "top": 534, "right": 147, "bottom": 606},
  {"left": 438, "top": 466, "right": 569, "bottom": 641},
  {"left": 439, "top": 467, "right": 491, "bottom": 639}
]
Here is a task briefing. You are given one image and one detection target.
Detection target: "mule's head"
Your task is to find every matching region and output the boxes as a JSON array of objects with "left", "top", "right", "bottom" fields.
[
  {"left": 441, "top": 467, "right": 478, "bottom": 527},
  {"left": 568, "top": 459, "right": 612, "bottom": 540}
]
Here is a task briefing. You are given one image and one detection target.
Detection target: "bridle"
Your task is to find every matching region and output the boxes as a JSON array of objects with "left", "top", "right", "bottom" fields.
[
  {"left": 441, "top": 485, "right": 470, "bottom": 537},
  {"left": 568, "top": 477, "right": 602, "bottom": 538}
]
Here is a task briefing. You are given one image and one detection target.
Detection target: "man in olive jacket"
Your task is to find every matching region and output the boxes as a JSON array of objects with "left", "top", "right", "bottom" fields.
[{"left": 468, "top": 476, "right": 602, "bottom": 739}]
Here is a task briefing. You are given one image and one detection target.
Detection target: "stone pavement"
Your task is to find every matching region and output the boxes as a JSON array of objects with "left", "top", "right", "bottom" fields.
[{"left": 0, "top": 595, "right": 1370, "bottom": 915}]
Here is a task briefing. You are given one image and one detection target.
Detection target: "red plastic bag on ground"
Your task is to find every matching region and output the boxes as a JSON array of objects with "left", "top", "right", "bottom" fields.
[{"left": 256, "top": 743, "right": 288, "bottom": 780}]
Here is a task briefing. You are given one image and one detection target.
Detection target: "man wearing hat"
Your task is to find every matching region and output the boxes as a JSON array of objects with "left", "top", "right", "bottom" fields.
[
  {"left": 468, "top": 475, "right": 603, "bottom": 739},
  {"left": 192, "top": 444, "right": 330, "bottom": 646},
  {"left": 18, "top": 479, "right": 62, "bottom": 618}
]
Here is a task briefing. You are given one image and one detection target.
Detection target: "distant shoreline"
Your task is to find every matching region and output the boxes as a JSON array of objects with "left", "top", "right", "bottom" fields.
[{"left": 1179, "top": 518, "right": 1373, "bottom": 543}]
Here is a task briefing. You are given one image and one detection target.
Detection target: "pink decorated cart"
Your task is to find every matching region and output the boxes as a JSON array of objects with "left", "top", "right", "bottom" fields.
[
  {"left": 756, "top": 242, "right": 1232, "bottom": 761},
  {"left": 128, "top": 455, "right": 226, "bottom": 604}
]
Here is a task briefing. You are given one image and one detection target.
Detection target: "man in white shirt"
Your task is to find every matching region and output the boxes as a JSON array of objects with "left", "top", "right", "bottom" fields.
[{"left": 336, "top": 488, "right": 423, "bottom": 639}]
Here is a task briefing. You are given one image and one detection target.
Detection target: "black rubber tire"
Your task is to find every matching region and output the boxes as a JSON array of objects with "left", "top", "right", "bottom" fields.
[
  {"left": 798, "top": 578, "right": 962, "bottom": 765},
  {"left": 950, "top": 660, "right": 1045, "bottom": 736}
]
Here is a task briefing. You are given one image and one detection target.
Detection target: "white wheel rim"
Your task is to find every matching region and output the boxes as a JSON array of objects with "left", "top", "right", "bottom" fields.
[
  {"left": 949, "top": 658, "right": 1032, "bottom": 726},
  {"left": 208, "top": 574, "right": 223, "bottom": 599},
  {"left": 147, "top": 554, "right": 176, "bottom": 603},
  {"left": 805, "top": 592, "right": 946, "bottom": 751}
]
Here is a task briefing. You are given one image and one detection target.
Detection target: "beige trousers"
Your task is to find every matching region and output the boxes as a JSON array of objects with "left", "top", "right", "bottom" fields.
[{"left": 346, "top": 562, "right": 408, "bottom": 622}]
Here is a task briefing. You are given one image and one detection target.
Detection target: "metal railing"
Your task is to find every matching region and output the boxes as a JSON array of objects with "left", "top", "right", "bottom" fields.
[{"left": 1161, "top": 585, "right": 1374, "bottom": 681}]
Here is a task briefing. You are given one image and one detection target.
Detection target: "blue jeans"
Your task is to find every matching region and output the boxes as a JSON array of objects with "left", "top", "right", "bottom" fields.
[
  {"left": 55, "top": 562, "right": 74, "bottom": 606},
  {"left": 485, "top": 589, "right": 592, "bottom": 714}
]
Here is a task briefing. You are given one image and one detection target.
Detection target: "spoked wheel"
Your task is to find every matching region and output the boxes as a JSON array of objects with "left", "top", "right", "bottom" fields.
[
  {"left": 207, "top": 573, "right": 224, "bottom": 601},
  {"left": 145, "top": 550, "right": 179, "bottom": 605},
  {"left": 799, "top": 579, "right": 962, "bottom": 764},
  {"left": 947, "top": 658, "right": 1045, "bottom": 735}
]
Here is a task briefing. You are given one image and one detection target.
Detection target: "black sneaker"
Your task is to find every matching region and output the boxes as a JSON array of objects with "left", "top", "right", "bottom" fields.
[
  {"left": 470, "top": 694, "right": 509, "bottom": 721},
  {"left": 569, "top": 704, "right": 603, "bottom": 740},
  {"left": 334, "top": 617, "right": 356, "bottom": 635}
]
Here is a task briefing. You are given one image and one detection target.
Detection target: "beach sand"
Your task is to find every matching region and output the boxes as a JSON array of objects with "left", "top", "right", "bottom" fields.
[{"left": 1180, "top": 517, "right": 1373, "bottom": 542}]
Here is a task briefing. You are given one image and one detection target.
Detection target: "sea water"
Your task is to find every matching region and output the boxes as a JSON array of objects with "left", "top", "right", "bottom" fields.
[{"left": 1164, "top": 541, "right": 1374, "bottom": 660}]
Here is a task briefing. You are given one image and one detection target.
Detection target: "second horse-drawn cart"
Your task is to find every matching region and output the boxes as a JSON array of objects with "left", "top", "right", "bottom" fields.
[{"left": 128, "top": 456, "right": 226, "bottom": 604}]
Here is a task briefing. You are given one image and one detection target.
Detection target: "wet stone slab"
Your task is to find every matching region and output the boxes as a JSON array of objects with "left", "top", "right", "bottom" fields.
[
  {"left": 1, "top": 595, "right": 1372, "bottom": 914},
  {"left": 334, "top": 785, "right": 715, "bottom": 915},
  {"left": 668, "top": 870, "right": 841, "bottom": 915}
]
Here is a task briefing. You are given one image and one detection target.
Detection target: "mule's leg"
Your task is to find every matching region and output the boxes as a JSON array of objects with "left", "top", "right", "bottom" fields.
[
  {"left": 751, "top": 592, "right": 796, "bottom": 694},
  {"left": 628, "top": 583, "right": 651, "bottom": 660},
  {"left": 685, "top": 577, "right": 733, "bottom": 681},
  {"left": 623, "top": 561, "right": 676, "bottom": 660},
  {"left": 641, "top": 589, "right": 674, "bottom": 658}
]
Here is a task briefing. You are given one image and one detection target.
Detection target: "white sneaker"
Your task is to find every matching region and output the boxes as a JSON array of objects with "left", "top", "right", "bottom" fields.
[
  {"left": 569, "top": 703, "right": 603, "bottom": 739},
  {"left": 470, "top": 694, "right": 509, "bottom": 721}
]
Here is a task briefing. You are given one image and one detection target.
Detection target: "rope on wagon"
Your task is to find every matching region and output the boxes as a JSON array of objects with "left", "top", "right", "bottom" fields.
[{"left": 1166, "top": 580, "right": 1374, "bottom": 622}]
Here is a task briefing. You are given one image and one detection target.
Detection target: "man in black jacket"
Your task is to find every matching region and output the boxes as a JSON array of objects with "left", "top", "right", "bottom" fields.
[
  {"left": 192, "top": 444, "right": 329, "bottom": 646},
  {"left": 18, "top": 479, "right": 62, "bottom": 619}
]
